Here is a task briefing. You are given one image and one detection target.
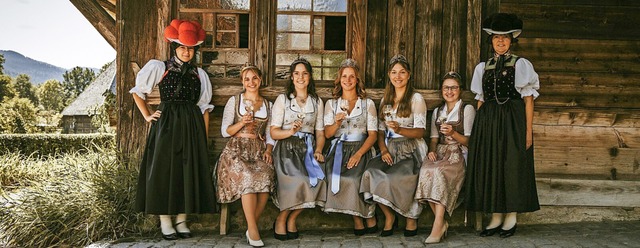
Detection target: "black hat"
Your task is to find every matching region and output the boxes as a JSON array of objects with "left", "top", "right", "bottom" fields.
[{"left": 482, "top": 13, "right": 523, "bottom": 38}]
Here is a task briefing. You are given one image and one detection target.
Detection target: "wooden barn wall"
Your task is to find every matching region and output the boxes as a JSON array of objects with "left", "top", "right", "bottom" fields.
[
  {"left": 500, "top": 0, "right": 640, "bottom": 181},
  {"left": 116, "top": 0, "right": 640, "bottom": 207}
]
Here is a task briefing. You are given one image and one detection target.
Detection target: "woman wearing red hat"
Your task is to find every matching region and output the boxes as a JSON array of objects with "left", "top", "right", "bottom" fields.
[
  {"left": 465, "top": 13, "right": 540, "bottom": 238},
  {"left": 130, "top": 19, "right": 216, "bottom": 240}
]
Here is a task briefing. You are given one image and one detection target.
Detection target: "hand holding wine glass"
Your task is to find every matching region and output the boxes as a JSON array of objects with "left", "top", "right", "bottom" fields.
[{"left": 336, "top": 100, "right": 349, "bottom": 123}]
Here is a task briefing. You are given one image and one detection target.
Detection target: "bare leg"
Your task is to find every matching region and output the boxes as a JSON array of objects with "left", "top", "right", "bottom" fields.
[
  {"left": 378, "top": 204, "right": 395, "bottom": 230},
  {"left": 353, "top": 216, "right": 365, "bottom": 230},
  {"left": 427, "top": 203, "right": 446, "bottom": 238},
  {"left": 286, "top": 209, "right": 304, "bottom": 233},
  {"left": 255, "top": 192, "right": 270, "bottom": 220},
  {"left": 406, "top": 217, "right": 417, "bottom": 231},
  {"left": 241, "top": 193, "right": 261, "bottom": 240},
  {"left": 275, "top": 210, "right": 290, "bottom": 235},
  {"left": 428, "top": 202, "right": 436, "bottom": 213}
]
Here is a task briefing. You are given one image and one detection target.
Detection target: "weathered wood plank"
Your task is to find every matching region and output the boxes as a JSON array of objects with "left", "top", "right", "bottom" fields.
[
  {"left": 501, "top": 0, "right": 640, "bottom": 6},
  {"left": 365, "top": 0, "right": 387, "bottom": 88},
  {"left": 441, "top": 0, "right": 466, "bottom": 79},
  {"left": 537, "top": 72, "right": 640, "bottom": 88},
  {"left": 386, "top": 0, "right": 416, "bottom": 70},
  {"left": 534, "top": 93, "right": 640, "bottom": 109},
  {"left": 534, "top": 146, "right": 640, "bottom": 180},
  {"left": 502, "top": 4, "right": 640, "bottom": 40},
  {"left": 465, "top": 0, "right": 482, "bottom": 90},
  {"left": 536, "top": 178, "right": 640, "bottom": 207},
  {"left": 534, "top": 109, "right": 640, "bottom": 128},
  {"left": 70, "top": 0, "right": 116, "bottom": 49},
  {"left": 413, "top": 0, "right": 441, "bottom": 89},
  {"left": 350, "top": 0, "right": 367, "bottom": 79},
  {"left": 533, "top": 125, "right": 639, "bottom": 148},
  {"left": 531, "top": 59, "right": 640, "bottom": 74},
  {"left": 514, "top": 38, "right": 640, "bottom": 61}
]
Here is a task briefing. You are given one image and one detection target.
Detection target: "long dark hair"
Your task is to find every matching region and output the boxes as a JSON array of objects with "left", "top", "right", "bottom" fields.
[
  {"left": 285, "top": 58, "right": 318, "bottom": 101},
  {"left": 379, "top": 55, "right": 415, "bottom": 119}
]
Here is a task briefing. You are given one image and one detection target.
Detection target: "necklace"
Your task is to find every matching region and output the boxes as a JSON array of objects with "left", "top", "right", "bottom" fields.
[{"left": 296, "top": 95, "right": 307, "bottom": 105}]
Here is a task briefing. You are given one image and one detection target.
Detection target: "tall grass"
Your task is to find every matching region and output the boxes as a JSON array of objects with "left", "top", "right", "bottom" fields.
[{"left": 0, "top": 146, "right": 156, "bottom": 247}]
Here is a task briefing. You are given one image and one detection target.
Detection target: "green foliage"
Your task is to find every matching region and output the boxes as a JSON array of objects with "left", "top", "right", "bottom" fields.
[
  {"left": 90, "top": 89, "right": 116, "bottom": 133},
  {"left": 0, "top": 147, "right": 156, "bottom": 247},
  {"left": 14, "top": 74, "right": 38, "bottom": 104},
  {"left": 0, "top": 97, "right": 38, "bottom": 133},
  {"left": 63, "top": 66, "right": 96, "bottom": 102},
  {"left": 37, "top": 79, "right": 66, "bottom": 112},
  {"left": 0, "top": 133, "right": 114, "bottom": 157},
  {"left": 100, "top": 61, "right": 114, "bottom": 74},
  {"left": 0, "top": 74, "right": 15, "bottom": 102}
]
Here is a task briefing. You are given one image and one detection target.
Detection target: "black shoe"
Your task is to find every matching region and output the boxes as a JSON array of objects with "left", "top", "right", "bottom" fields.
[
  {"left": 177, "top": 232, "right": 192, "bottom": 239},
  {"left": 162, "top": 232, "right": 179, "bottom": 240},
  {"left": 479, "top": 225, "right": 501, "bottom": 237},
  {"left": 379, "top": 229, "right": 394, "bottom": 237},
  {"left": 499, "top": 224, "right": 517, "bottom": 238},
  {"left": 354, "top": 228, "right": 366, "bottom": 236},
  {"left": 365, "top": 225, "right": 379, "bottom": 234},
  {"left": 404, "top": 229, "right": 418, "bottom": 237},
  {"left": 286, "top": 230, "right": 299, "bottom": 239},
  {"left": 273, "top": 221, "right": 288, "bottom": 241}
]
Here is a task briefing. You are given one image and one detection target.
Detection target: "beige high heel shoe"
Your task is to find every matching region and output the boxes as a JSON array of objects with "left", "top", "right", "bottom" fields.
[{"left": 424, "top": 221, "right": 448, "bottom": 244}]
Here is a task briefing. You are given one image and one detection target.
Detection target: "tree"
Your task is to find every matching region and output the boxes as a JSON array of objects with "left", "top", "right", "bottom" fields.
[
  {"left": 99, "top": 61, "right": 114, "bottom": 74},
  {"left": 62, "top": 66, "right": 96, "bottom": 102},
  {"left": 0, "top": 53, "right": 5, "bottom": 75},
  {"left": 0, "top": 74, "right": 15, "bottom": 102},
  {"left": 14, "top": 74, "right": 38, "bottom": 104},
  {"left": 37, "top": 79, "right": 66, "bottom": 112},
  {"left": 0, "top": 97, "right": 38, "bottom": 133}
]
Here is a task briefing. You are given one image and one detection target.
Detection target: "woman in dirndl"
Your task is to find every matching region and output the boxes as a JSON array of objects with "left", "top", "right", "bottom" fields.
[
  {"left": 415, "top": 71, "right": 475, "bottom": 244},
  {"left": 360, "top": 54, "right": 427, "bottom": 237},
  {"left": 270, "top": 58, "right": 326, "bottom": 240},
  {"left": 465, "top": 13, "right": 540, "bottom": 238},
  {"left": 130, "top": 19, "right": 216, "bottom": 240},
  {"left": 322, "top": 59, "right": 378, "bottom": 235},
  {"left": 215, "top": 64, "right": 274, "bottom": 247}
]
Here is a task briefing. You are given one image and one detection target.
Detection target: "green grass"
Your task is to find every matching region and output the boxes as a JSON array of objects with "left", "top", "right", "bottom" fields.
[{"left": 0, "top": 146, "right": 156, "bottom": 247}]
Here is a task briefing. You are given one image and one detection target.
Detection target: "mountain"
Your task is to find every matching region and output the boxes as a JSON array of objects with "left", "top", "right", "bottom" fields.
[{"left": 0, "top": 50, "right": 100, "bottom": 85}]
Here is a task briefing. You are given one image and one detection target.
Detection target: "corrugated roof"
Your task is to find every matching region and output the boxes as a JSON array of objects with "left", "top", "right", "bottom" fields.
[{"left": 61, "top": 60, "right": 116, "bottom": 116}]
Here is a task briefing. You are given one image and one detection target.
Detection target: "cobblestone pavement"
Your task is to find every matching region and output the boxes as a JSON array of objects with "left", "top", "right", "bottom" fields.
[{"left": 87, "top": 221, "right": 640, "bottom": 248}]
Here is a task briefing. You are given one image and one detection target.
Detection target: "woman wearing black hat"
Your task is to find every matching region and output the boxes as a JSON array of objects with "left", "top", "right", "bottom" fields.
[
  {"left": 465, "top": 13, "right": 540, "bottom": 238},
  {"left": 130, "top": 19, "right": 216, "bottom": 240}
]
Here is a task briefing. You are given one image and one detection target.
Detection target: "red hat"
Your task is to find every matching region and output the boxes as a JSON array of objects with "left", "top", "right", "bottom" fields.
[{"left": 164, "top": 19, "right": 206, "bottom": 46}]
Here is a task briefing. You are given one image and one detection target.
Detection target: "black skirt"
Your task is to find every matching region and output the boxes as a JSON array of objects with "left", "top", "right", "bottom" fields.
[
  {"left": 465, "top": 99, "right": 539, "bottom": 213},
  {"left": 135, "top": 102, "right": 216, "bottom": 215}
]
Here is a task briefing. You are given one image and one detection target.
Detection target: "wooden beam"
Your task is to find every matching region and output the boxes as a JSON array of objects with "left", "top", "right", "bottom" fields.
[
  {"left": 70, "top": 0, "right": 116, "bottom": 49},
  {"left": 96, "top": 0, "right": 116, "bottom": 16},
  {"left": 536, "top": 178, "right": 640, "bottom": 207}
]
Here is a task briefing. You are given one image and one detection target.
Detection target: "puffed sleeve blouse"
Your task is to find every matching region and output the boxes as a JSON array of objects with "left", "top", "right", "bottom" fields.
[
  {"left": 220, "top": 95, "right": 275, "bottom": 146},
  {"left": 470, "top": 58, "right": 540, "bottom": 102},
  {"left": 129, "top": 59, "right": 214, "bottom": 113},
  {"left": 430, "top": 101, "right": 476, "bottom": 138}
]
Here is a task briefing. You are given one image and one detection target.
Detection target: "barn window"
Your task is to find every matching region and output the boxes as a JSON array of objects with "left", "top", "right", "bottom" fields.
[
  {"left": 275, "top": 0, "right": 348, "bottom": 83},
  {"left": 179, "top": 0, "right": 250, "bottom": 80}
]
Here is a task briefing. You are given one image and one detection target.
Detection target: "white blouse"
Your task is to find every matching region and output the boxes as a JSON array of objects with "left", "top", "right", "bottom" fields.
[
  {"left": 271, "top": 94, "right": 324, "bottom": 133},
  {"left": 430, "top": 101, "right": 476, "bottom": 138},
  {"left": 324, "top": 97, "right": 378, "bottom": 137},
  {"left": 378, "top": 93, "right": 427, "bottom": 138},
  {"left": 470, "top": 58, "right": 540, "bottom": 102},
  {"left": 220, "top": 95, "right": 274, "bottom": 145},
  {"left": 128, "top": 59, "right": 214, "bottom": 113}
]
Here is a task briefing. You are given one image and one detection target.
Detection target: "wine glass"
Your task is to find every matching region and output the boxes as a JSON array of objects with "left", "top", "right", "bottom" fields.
[
  {"left": 437, "top": 115, "right": 447, "bottom": 125},
  {"left": 339, "top": 99, "right": 350, "bottom": 126},
  {"left": 383, "top": 104, "right": 393, "bottom": 122},
  {"left": 296, "top": 112, "right": 306, "bottom": 121},
  {"left": 243, "top": 99, "right": 254, "bottom": 119}
]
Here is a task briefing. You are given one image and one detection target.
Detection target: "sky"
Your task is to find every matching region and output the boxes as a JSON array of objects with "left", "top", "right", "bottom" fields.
[{"left": 0, "top": 0, "right": 116, "bottom": 69}]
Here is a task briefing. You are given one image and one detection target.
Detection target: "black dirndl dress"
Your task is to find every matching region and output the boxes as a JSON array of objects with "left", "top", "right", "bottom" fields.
[
  {"left": 135, "top": 60, "right": 216, "bottom": 215},
  {"left": 465, "top": 55, "right": 540, "bottom": 213}
]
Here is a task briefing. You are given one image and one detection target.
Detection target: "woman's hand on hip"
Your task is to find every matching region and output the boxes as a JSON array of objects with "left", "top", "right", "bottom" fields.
[{"left": 145, "top": 110, "right": 162, "bottom": 122}]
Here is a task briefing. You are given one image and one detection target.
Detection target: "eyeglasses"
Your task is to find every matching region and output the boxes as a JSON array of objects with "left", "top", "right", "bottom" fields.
[
  {"left": 442, "top": 86, "right": 460, "bottom": 92},
  {"left": 292, "top": 72, "right": 310, "bottom": 79}
]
